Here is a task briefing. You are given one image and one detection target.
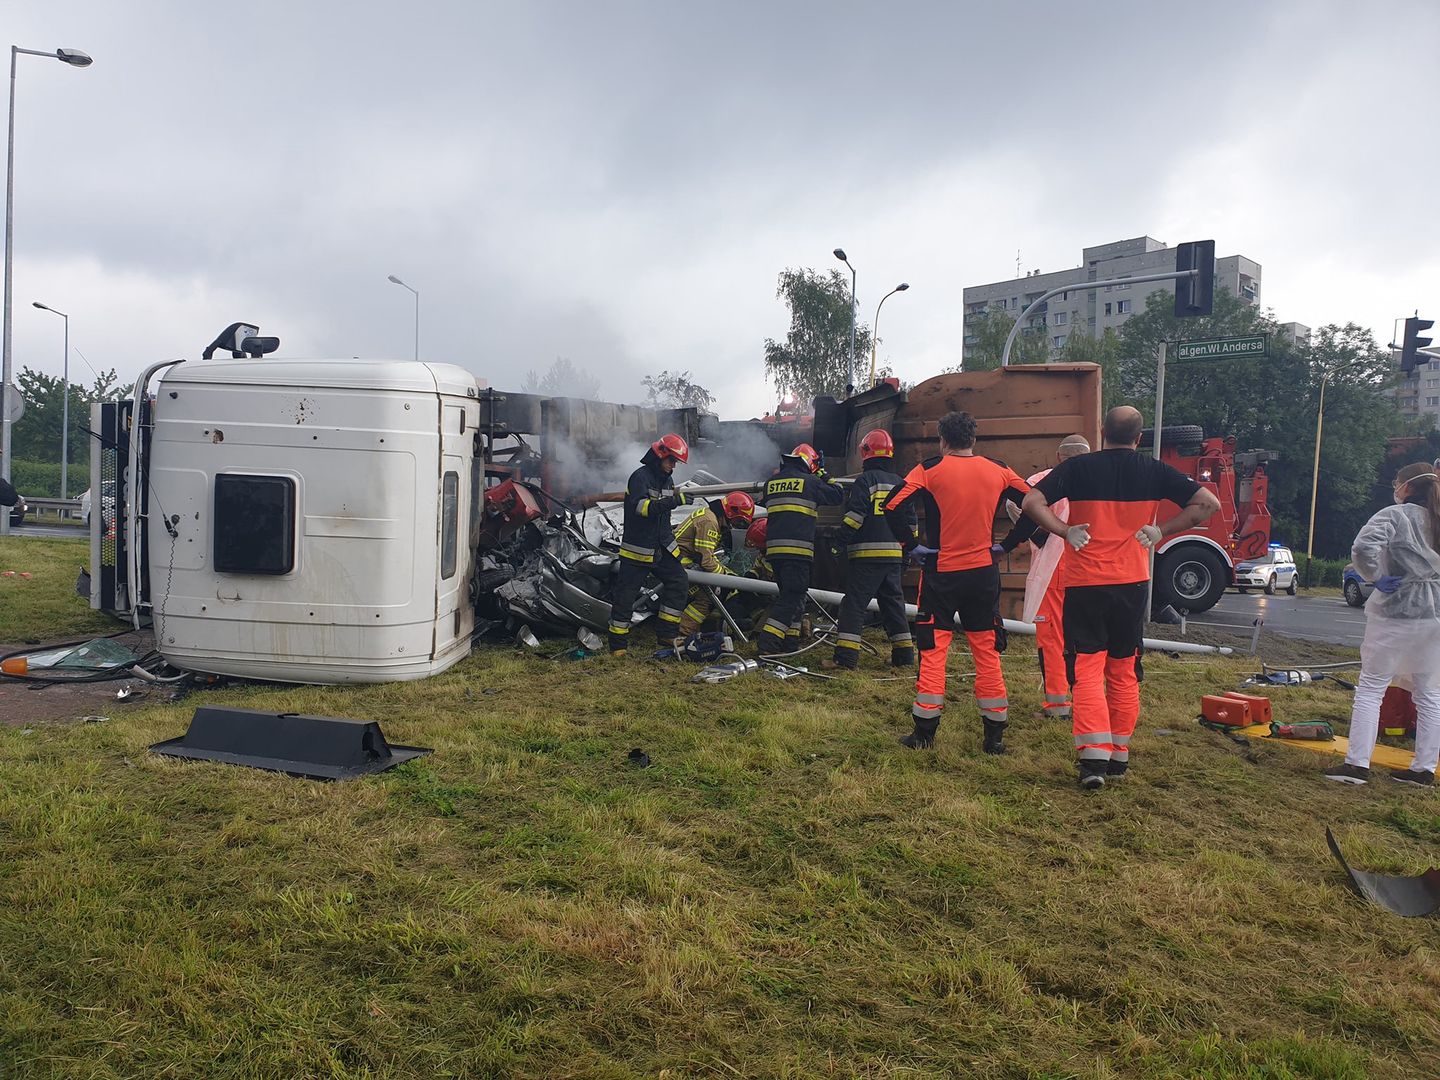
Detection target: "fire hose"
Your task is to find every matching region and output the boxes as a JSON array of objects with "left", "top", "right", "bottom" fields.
[{"left": 683, "top": 569, "right": 1234, "bottom": 656}]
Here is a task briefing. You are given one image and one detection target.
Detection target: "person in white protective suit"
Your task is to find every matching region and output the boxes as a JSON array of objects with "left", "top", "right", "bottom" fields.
[
  {"left": 1324, "top": 462, "right": 1440, "bottom": 786},
  {"left": 1003, "top": 434, "right": 1091, "bottom": 719}
]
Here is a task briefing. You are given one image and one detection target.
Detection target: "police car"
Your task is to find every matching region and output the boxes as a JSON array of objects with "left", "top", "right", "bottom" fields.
[{"left": 1234, "top": 543, "right": 1298, "bottom": 595}]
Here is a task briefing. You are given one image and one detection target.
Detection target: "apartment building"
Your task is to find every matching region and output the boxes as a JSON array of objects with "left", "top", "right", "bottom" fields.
[{"left": 962, "top": 236, "right": 1262, "bottom": 364}]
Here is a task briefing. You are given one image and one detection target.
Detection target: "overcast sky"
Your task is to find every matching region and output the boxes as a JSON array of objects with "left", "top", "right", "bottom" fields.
[{"left": 5, "top": 0, "right": 1437, "bottom": 419}]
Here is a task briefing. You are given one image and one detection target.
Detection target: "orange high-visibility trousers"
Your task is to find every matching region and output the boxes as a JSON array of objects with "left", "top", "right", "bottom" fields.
[
  {"left": 912, "top": 566, "right": 1009, "bottom": 728},
  {"left": 1069, "top": 650, "right": 1141, "bottom": 762},
  {"left": 1035, "top": 582, "right": 1071, "bottom": 719}
]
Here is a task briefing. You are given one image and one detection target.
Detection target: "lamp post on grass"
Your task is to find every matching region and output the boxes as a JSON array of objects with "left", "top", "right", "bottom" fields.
[
  {"left": 868, "top": 282, "right": 909, "bottom": 386},
  {"left": 387, "top": 274, "right": 419, "bottom": 361},
  {"left": 31, "top": 300, "right": 68, "bottom": 497}
]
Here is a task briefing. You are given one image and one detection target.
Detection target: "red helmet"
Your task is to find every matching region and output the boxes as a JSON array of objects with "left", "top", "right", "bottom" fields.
[
  {"left": 860, "top": 429, "right": 895, "bottom": 460},
  {"left": 651, "top": 433, "right": 690, "bottom": 463},
  {"left": 789, "top": 443, "right": 821, "bottom": 473},
  {"left": 745, "top": 517, "right": 768, "bottom": 550},
  {"left": 721, "top": 490, "right": 756, "bottom": 525}
]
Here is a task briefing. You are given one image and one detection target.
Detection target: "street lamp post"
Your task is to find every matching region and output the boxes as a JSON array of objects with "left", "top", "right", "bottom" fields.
[
  {"left": 868, "top": 282, "right": 909, "bottom": 387},
  {"left": 32, "top": 301, "right": 67, "bottom": 497},
  {"left": 833, "top": 248, "right": 857, "bottom": 396},
  {"left": 3, "top": 45, "right": 91, "bottom": 534},
  {"left": 1305, "top": 359, "right": 1363, "bottom": 586},
  {"left": 387, "top": 274, "right": 419, "bottom": 361}
]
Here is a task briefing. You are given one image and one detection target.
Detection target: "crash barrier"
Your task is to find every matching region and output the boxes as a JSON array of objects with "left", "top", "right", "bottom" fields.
[
  {"left": 21, "top": 497, "right": 83, "bottom": 520},
  {"left": 683, "top": 569, "right": 1235, "bottom": 656},
  {"left": 151, "top": 706, "right": 431, "bottom": 780}
]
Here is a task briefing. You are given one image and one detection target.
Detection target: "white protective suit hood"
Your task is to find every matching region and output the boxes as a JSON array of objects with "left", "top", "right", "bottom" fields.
[{"left": 1351, "top": 502, "right": 1440, "bottom": 620}]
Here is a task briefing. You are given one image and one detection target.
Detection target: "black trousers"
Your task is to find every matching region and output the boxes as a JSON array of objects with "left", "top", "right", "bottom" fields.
[
  {"left": 608, "top": 550, "right": 689, "bottom": 652},
  {"left": 834, "top": 559, "right": 912, "bottom": 667},
  {"left": 759, "top": 558, "right": 812, "bottom": 646}
]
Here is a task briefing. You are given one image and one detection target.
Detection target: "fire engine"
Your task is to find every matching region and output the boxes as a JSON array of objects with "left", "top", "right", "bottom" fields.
[{"left": 1144, "top": 426, "right": 1278, "bottom": 614}]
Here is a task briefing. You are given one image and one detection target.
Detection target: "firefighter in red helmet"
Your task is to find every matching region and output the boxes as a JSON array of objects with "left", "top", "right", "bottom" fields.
[
  {"left": 823, "top": 429, "right": 915, "bottom": 670},
  {"left": 608, "top": 434, "right": 692, "bottom": 655},
  {"left": 756, "top": 442, "right": 844, "bottom": 652},
  {"left": 675, "top": 489, "right": 756, "bottom": 635}
]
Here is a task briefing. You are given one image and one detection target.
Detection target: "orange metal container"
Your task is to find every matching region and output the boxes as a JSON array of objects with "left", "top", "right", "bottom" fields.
[
  {"left": 1221, "top": 691, "right": 1272, "bottom": 725},
  {"left": 1202, "top": 694, "right": 1252, "bottom": 727}
]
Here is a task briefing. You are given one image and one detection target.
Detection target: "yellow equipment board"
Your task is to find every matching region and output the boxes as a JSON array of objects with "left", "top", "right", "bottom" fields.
[{"left": 1233, "top": 724, "right": 1415, "bottom": 770}]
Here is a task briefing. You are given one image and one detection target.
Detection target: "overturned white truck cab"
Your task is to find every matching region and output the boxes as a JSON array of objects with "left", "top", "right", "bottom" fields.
[{"left": 110, "top": 357, "right": 483, "bottom": 683}]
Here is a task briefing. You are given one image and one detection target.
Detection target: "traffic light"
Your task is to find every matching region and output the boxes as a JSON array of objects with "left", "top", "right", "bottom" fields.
[
  {"left": 1173, "top": 240, "right": 1215, "bottom": 318},
  {"left": 1400, "top": 316, "right": 1434, "bottom": 374}
]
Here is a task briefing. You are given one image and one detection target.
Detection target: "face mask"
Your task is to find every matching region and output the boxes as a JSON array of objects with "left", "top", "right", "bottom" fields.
[{"left": 1395, "top": 472, "right": 1438, "bottom": 502}]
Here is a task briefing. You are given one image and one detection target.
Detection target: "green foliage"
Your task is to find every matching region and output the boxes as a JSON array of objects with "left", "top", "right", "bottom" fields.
[
  {"left": 957, "top": 309, "right": 1050, "bottom": 371},
  {"left": 8, "top": 459, "right": 65, "bottom": 498},
  {"left": 1110, "top": 291, "right": 1401, "bottom": 557},
  {"left": 763, "top": 267, "right": 873, "bottom": 400},
  {"left": 1293, "top": 553, "right": 1348, "bottom": 587},
  {"left": 10, "top": 366, "right": 123, "bottom": 472},
  {"left": 641, "top": 369, "right": 714, "bottom": 411},
  {"left": 522, "top": 356, "right": 601, "bottom": 400}
]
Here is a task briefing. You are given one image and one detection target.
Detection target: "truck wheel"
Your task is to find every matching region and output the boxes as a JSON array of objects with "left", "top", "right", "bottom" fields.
[
  {"left": 1139, "top": 425, "right": 1205, "bottom": 450},
  {"left": 1264, "top": 574, "right": 1277, "bottom": 596},
  {"left": 1155, "top": 547, "right": 1228, "bottom": 614}
]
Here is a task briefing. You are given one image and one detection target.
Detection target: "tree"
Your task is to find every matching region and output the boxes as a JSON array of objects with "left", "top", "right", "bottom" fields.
[
  {"left": 522, "top": 357, "right": 601, "bottom": 400},
  {"left": 956, "top": 309, "right": 1050, "bottom": 371},
  {"left": 11, "top": 366, "right": 125, "bottom": 470},
  {"left": 763, "top": 268, "right": 873, "bottom": 402},
  {"left": 641, "top": 370, "right": 714, "bottom": 411},
  {"left": 1110, "top": 289, "right": 1401, "bottom": 556}
]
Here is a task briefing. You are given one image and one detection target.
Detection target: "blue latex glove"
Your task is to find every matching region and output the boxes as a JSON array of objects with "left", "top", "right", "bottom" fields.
[
  {"left": 1375, "top": 574, "right": 1403, "bottom": 594},
  {"left": 910, "top": 545, "right": 938, "bottom": 565},
  {"left": 990, "top": 542, "right": 1006, "bottom": 560}
]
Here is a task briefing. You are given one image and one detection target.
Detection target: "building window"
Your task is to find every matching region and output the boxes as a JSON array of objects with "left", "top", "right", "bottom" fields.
[
  {"left": 1116, "top": 299, "right": 1133, "bottom": 314},
  {"left": 1104, "top": 302, "right": 1112, "bottom": 316},
  {"left": 1428, "top": 397, "right": 1440, "bottom": 407},
  {"left": 1053, "top": 335, "right": 1067, "bottom": 348},
  {"left": 1427, "top": 378, "right": 1440, "bottom": 388},
  {"left": 214, "top": 474, "right": 296, "bottom": 575},
  {"left": 1054, "top": 311, "right": 1068, "bottom": 326}
]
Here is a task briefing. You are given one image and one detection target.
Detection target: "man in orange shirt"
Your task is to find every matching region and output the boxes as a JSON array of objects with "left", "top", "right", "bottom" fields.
[
  {"left": 1022, "top": 407, "right": 1220, "bottom": 789},
  {"left": 884, "top": 411, "right": 1036, "bottom": 753}
]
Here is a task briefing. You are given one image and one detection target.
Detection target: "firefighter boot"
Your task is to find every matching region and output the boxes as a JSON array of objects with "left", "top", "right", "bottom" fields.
[
  {"left": 1078, "top": 760, "right": 1108, "bottom": 790},
  {"left": 899, "top": 716, "right": 939, "bottom": 750},
  {"left": 982, "top": 718, "right": 1008, "bottom": 756},
  {"left": 891, "top": 644, "right": 915, "bottom": 668}
]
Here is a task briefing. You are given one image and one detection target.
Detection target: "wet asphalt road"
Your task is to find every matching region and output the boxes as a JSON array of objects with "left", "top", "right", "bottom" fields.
[
  {"left": 5, "top": 523, "right": 86, "bottom": 540},
  {"left": 1185, "top": 589, "right": 1367, "bottom": 649}
]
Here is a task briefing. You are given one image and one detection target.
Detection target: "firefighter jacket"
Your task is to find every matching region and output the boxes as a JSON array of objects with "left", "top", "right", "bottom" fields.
[
  {"left": 675, "top": 502, "right": 727, "bottom": 573},
  {"left": 620, "top": 451, "right": 685, "bottom": 564},
  {"left": 841, "top": 462, "right": 913, "bottom": 561},
  {"left": 760, "top": 460, "right": 845, "bottom": 560}
]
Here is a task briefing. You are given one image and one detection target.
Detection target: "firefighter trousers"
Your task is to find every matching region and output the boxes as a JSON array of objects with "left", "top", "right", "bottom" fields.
[
  {"left": 912, "top": 564, "right": 1007, "bottom": 732},
  {"left": 608, "top": 550, "right": 688, "bottom": 653},
  {"left": 1063, "top": 582, "right": 1146, "bottom": 764},
  {"left": 758, "top": 558, "right": 811, "bottom": 653},
  {"left": 833, "top": 559, "right": 913, "bottom": 668},
  {"left": 679, "top": 584, "right": 714, "bottom": 637},
  {"left": 1035, "top": 582, "right": 1071, "bottom": 719}
]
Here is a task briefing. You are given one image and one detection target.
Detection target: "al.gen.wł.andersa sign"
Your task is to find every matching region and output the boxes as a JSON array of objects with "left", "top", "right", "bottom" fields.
[{"left": 1174, "top": 335, "right": 1268, "bottom": 362}]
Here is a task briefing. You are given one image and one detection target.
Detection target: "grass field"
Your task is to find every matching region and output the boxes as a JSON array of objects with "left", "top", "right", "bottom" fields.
[
  {"left": 1, "top": 539, "right": 1437, "bottom": 1078},
  {"left": 0, "top": 536, "right": 126, "bottom": 646}
]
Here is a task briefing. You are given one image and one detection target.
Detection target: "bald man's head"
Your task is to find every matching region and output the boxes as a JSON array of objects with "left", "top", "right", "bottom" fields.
[
  {"left": 1057, "top": 434, "right": 1090, "bottom": 461},
  {"left": 1103, "top": 406, "right": 1144, "bottom": 447}
]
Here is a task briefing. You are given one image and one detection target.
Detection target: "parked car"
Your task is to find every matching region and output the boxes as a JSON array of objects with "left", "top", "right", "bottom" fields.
[
  {"left": 1343, "top": 564, "right": 1374, "bottom": 608},
  {"left": 80, "top": 481, "right": 116, "bottom": 528},
  {"left": 1234, "top": 544, "right": 1298, "bottom": 595}
]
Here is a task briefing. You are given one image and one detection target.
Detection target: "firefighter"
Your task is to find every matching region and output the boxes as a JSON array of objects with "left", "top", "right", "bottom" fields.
[
  {"left": 676, "top": 490, "right": 756, "bottom": 635},
  {"left": 1001, "top": 433, "right": 1091, "bottom": 720},
  {"left": 607, "top": 433, "right": 693, "bottom": 656},
  {"left": 822, "top": 429, "right": 915, "bottom": 670},
  {"left": 756, "top": 443, "right": 844, "bottom": 653},
  {"left": 883, "top": 411, "right": 1037, "bottom": 753},
  {"left": 1021, "top": 406, "right": 1220, "bottom": 788}
]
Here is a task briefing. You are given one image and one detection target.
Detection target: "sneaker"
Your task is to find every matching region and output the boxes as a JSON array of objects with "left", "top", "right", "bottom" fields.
[
  {"left": 1323, "top": 762, "right": 1370, "bottom": 785},
  {"left": 1078, "top": 761, "right": 1107, "bottom": 790},
  {"left": 1106, "top": 760, "right": 1128, "bottom": 779},
  {"left": 1390, "top": 769, "right": 1436, "bottom": 787}
]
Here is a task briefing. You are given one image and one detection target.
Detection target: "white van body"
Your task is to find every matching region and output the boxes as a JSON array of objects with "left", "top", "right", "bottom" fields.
[{"left": 144, "top": 359, "right": 481, "bottom": 683}]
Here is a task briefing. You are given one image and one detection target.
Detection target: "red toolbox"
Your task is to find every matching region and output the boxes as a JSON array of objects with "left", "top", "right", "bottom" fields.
[
  {"left": 1202, "top": 695, "right": 1252, "bottom": 727},
  {"left": 1221, "top": 692, "right": 1272, "bottom": 725}
]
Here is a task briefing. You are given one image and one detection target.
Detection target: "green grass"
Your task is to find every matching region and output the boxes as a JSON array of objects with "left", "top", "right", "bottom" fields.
[
  {"left": 0, "top": 536, "right": 125, "bottom": 644},
  {"left": 1, "top": 580, "right": 1438, "bottom": 1076}
]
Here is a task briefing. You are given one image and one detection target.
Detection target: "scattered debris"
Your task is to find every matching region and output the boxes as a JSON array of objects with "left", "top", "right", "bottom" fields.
[
  {"left": 81, "top": 715, "right": 109, "bottom": 724},
  {"left": 627, "top": 748, "right": 651, "bottom": 768},
  {"left": 1326, "top": 827, "right": 1440, "bottom": 918}
]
